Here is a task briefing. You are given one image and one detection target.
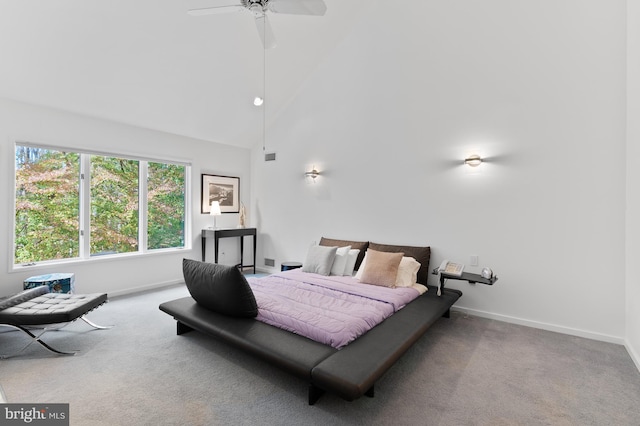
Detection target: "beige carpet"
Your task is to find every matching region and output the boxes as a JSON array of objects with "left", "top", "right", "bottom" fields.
[{"left": 1, "top": 284, "right": 639, "bottom": 425}]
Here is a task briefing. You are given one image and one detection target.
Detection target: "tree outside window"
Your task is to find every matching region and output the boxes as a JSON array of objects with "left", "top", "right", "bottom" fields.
[
  {"left": 15, "top": 147, "right": 80, "bottom": 263},
  {"left": 14, "top": 145, "right": 187, "bottom": 266}
]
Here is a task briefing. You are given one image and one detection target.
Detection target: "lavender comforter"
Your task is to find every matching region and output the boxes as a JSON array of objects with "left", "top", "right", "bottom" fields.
[{"left": 247, "top": 270, "right": 421, "bottom": 349}]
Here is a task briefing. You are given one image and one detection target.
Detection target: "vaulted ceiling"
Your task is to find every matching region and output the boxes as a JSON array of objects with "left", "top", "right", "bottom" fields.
[{"left": 0, "top": 0, "right": 362, "bottom": 148}]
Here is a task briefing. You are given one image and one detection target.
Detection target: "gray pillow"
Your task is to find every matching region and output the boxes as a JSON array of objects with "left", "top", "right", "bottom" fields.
[
  {"left": 182, "top": 259, "right": 258, "bottom": 318},
  {"left": 301, "top": 245, "right": 338, "bottom": 276}
]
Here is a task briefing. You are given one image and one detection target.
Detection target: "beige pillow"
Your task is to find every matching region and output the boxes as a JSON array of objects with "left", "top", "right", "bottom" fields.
[
  {"left": 358, "top": 249, "right": 404, "bottom": 288},
  {"left": 396, "top": 256, "right": 421, "bottom": 287}
]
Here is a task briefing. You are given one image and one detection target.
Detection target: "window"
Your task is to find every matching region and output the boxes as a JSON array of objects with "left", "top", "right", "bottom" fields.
[
  {"left": 147, "top": 162, "right": 186, "bottom": 250},
  {"left": 90, "top": 155, "right": 140, "bottom": 255},
  {"left": 14, "top": 144, "right": 188, "bottom": 266},
  {"left": 15, "top": 147, "right": 80, "bottom": 263}
]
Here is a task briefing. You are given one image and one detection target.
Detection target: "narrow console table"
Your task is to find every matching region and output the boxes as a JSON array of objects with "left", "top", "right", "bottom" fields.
[{"left": 201, "top": 228, "right": 257, "bottom": 274}]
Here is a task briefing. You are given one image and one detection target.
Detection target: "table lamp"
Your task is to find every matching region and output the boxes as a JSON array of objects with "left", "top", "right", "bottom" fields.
[{"left": 210, "top": 201, "right": 222, "bottom": 229}]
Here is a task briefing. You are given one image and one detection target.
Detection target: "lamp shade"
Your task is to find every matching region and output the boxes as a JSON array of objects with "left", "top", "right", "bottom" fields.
[{"left": 210, "top": 201, "right": 222, "bottom": 216}]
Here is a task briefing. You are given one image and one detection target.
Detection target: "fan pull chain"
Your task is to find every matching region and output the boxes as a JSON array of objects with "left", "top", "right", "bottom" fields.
[{"left": 262, "top": 14, "right": 267, "bottom": 152}]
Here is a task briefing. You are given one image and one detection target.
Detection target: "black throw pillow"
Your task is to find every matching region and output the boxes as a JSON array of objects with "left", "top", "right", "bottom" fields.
[{"left": 182, "top": 259, "right": 258, "bottom": 318}]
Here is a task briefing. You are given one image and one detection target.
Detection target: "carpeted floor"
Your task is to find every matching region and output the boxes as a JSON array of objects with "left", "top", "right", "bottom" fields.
[{"left": 1, "top": 284, "right": 639, "bottom": 426}]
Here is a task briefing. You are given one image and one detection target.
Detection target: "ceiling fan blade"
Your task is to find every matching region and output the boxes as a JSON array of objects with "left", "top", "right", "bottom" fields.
[
  {"left": 187, "top": 4, "right": 245, "bottom": 16},
  {"left": 268, "top": 0, "right": 327, "bottom": 16},
  {"left": 255, "top": 14, "right": 277, "bottom": 49}
]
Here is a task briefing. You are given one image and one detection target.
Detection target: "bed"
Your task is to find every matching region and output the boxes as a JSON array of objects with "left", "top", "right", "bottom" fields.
[{"left": 159, "top": 238, "right": 462, "bottom": 404}]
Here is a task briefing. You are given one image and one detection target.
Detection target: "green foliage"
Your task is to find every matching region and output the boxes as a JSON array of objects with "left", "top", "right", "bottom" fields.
[
  {"left": 15, "top": 148, "right": 80, "bottom": 263},
  {"left": 148, "top": 162, "right": 185, "bottom": 249},
  {"left": 14, "top": 147, "right": 186, "bottom": 264},
  {"left": 90, "top": 155, "right": 140, "bottom": 255}
]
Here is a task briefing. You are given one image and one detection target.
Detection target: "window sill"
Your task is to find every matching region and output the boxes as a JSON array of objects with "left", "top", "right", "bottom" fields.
[{"left": 9, "top": 246, "right": 192, "bottom": 274}]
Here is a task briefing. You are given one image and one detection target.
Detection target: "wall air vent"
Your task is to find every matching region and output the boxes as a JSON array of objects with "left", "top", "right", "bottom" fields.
[
  {"left": 264, "top": 258, "right": 275, "bottom": 267},
  {"left": 265, "top": 152, "right": 276, "bottom": 161}
]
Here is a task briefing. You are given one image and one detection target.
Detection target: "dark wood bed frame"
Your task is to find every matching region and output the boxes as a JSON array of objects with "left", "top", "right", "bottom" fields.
[
  {"left": 159, "top": 238, "right": 462, "bottom": 404},
  {"left": 159, "top": 285, "right": 461, "bottom": 404}
]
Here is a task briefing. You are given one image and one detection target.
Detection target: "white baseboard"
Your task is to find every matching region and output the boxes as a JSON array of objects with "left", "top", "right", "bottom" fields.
[
  {"left": 108, "top": 279, "right": 184, "bottom": 298},
  {"left": 103, "top": 278, "right": 640, "bottom": 374},
  {"left": 452, "top": 306, "right": 626, "bottom": 346},
  {"left": 108, "top": 268, "right": 274, "bottom": 298},
  {"left": 625, "top": 340, "right": 640, "bottom": 373}
]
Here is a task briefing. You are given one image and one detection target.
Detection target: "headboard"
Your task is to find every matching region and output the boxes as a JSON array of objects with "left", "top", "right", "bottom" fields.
[
  {"left": 368, "top": 242, "right": 431, "bottom": 285},
  {"left": 319, "top": 237, "right": 369, "bottom": 270},
  {"left": 319, "top": 237, "right": 431, "bottom": 285}
]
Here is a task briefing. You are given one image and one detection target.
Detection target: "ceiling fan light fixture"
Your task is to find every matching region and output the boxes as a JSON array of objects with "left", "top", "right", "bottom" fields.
[{"left": 248, "top": 2, "right": 266, "bottom": 16}]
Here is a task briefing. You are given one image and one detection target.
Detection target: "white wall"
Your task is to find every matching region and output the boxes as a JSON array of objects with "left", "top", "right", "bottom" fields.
[
  {"left": 252, "top": 1, "right": 628, "bottom": 342},
  {"left": 0, "top": 98, "right": 251, "bottom": 297},
  {"left": 626, "top": 0, "right": 640, "bottom": 368}
]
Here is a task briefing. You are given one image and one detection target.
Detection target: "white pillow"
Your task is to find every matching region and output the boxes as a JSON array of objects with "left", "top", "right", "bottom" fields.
[
  {"left": 342, "top": 249, "right": 360, "bottom": 276},
  {"left": 330, "top": 246, "right": 352, "bottom": 276},
  {"left": 354, "top": 252, "right": 368, "bottom": 280},
  {"left": 395, "top": 256, "right": 421, "bottom": 287},
  {"left": 301, "top": 245, "right": 338, "bottom": 276}
]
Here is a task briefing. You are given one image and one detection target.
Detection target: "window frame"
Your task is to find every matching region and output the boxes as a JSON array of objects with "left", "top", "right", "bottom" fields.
[{"left": 11, "top": 141, "right": 192, "bottom": 272}]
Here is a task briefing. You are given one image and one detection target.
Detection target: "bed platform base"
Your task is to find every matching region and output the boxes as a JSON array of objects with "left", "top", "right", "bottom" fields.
[
  {"left": 308, "top": 383, "right": 374, "bottom": 405},
  {"left": 313, "top": 383, "right": 373, "bottom": 401},
  {"left": 160, "top": 286, "right": 461, "bottom": 405}
]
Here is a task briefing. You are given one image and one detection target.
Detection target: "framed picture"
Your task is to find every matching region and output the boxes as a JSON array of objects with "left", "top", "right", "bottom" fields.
[{"left": 201, "top": 174, "right": 240, "bottom": 214}]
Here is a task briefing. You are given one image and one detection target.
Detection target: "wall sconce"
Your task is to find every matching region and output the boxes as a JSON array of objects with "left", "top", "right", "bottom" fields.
[
  {"left": 464, "top": 154, "right": 483, "bottom": 167},
  {"left": 253, "top": 97, "right": 264, "bottom": 106},
  {"left": 209, "top": 201, "right": 222, "bottom": 229},
  {"left": 305, "top": 167, "right": 320, "bottom": 182}
]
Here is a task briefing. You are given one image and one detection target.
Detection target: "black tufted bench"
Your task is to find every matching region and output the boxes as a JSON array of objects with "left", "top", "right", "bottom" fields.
[{"left": 0, "top": 286, "right": 109, "bottom": 358}]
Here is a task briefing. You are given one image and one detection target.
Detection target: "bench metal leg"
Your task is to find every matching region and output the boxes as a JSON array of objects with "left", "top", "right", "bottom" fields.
[
  {"left": 1, "top": 315, "right": 111, "bottom": 359},
  {"left": 79, "top": 315, "right": 112, "bottom": 330},
  {"left": 0, "top": 325, "right": 76, "bottom": 358}
]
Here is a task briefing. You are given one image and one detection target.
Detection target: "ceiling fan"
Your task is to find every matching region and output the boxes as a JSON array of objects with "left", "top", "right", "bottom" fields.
[{"left": 188, "top": 0, "right": 328, "bottom": 49}]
